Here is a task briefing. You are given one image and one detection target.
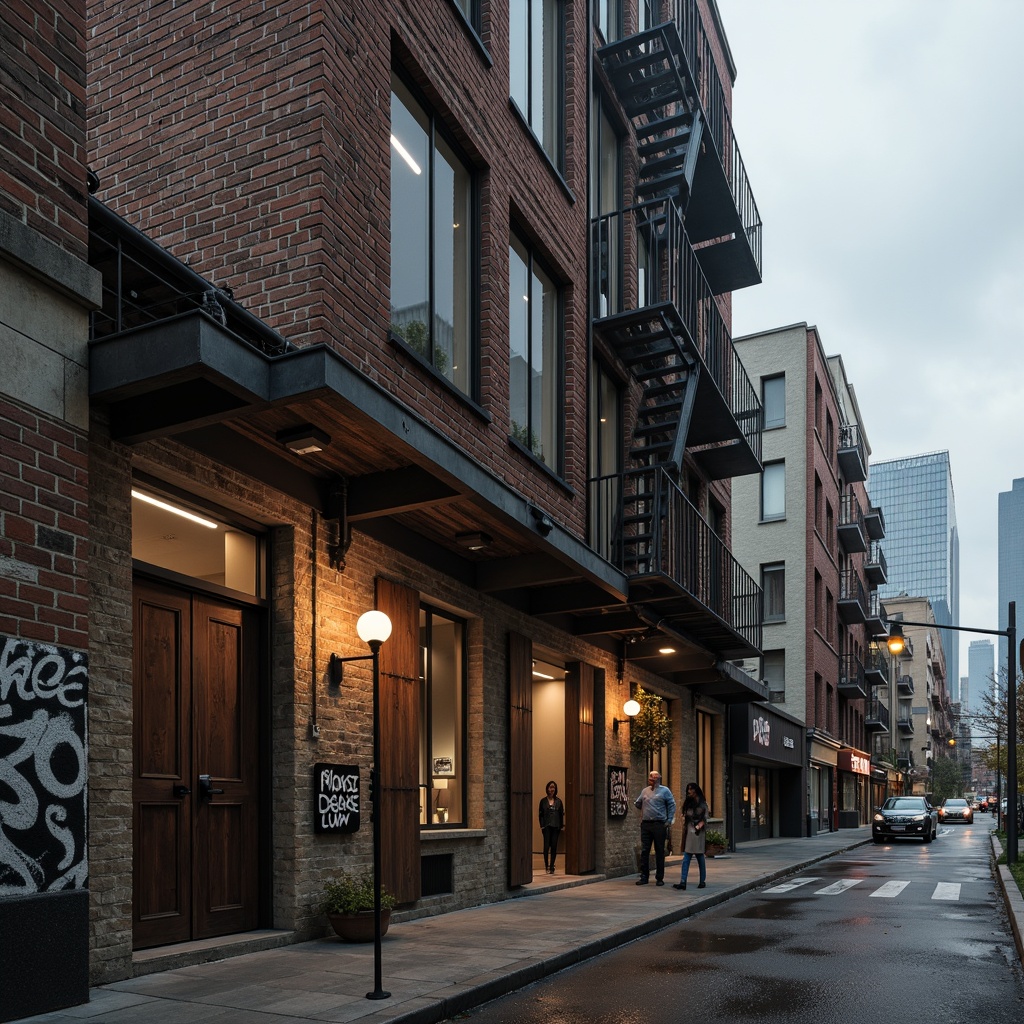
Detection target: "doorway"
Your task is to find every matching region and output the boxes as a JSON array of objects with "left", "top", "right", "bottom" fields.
[{"left": 132, "top": 579, "right": 261, "bottom": 949}]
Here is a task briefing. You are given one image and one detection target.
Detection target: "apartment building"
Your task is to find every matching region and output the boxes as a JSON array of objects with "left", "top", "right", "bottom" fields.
[
  {"left": 731, "top": 325, "right": 891, "bottom": 837},
  {"left": 1, "top": 0, "right": 766, "bottom": 1015}
]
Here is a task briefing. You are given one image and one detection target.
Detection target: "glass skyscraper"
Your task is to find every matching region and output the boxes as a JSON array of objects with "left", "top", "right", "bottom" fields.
[
  {"left": 966, "top": 639, "right": 994, "bottom": 716},
  {"left": 868, "top": 451, "right": 960, "bottom": 694},
  {"left": 998, "top": 478, "right": 1024, "bottom": 672}
]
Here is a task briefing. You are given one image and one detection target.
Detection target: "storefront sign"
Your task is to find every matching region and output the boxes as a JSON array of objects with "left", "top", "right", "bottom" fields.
[
  {"left": 608, "top": 765, "right": 629, "bottom": 818},
  {"left": 837, "top": 749, "right": 871, "bottom": 776},
  {"left": 731, "top": 704, "right": 803, "bottom": 766},
  {"left": 313, "top": 763, "right": 360, "bottom": 834}
]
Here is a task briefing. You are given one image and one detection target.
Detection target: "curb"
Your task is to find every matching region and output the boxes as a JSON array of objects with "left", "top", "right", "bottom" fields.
[
  {"left": 391, "top": 839, "right": 874, "bottom": 1024},
  {"left": 992, "top": 833, "right": 1024, "bottom": 963}
]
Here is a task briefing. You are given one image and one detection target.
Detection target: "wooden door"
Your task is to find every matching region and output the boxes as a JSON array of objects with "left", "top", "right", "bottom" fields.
[
  {"left": 133, "top": 581, "right": 260, "bottom": 949},
  {"left": 564, "top": 662, "right": 596, "bottom": 875},
  {"left": 508, "top": 631, "right": 533, "bottom": 887}
]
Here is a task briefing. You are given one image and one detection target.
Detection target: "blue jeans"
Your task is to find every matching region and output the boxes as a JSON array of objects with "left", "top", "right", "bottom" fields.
[{"left": 680, "top": 852, "right": 706, "bottom": 885}]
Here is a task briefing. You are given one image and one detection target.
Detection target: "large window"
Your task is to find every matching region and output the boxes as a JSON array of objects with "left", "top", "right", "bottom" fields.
[
  {"left": 509, "top": 233, "right": 563, "bottom": 473},
  {"left": 762, "top": 563, "right": 785, "bottom": 622},
  {"left": 763, "top": 650, "right": 785, "bottom": 702},
  {"left": 589, "top": 358, "right": 622, "bottom": 556},
  {"left": 509, "top": 0, "right": 563, "bottom": 169},
  {"left": 420, "top": 604, "right": 466, "bottom": 827},
  {"left": 390, "top": 74, "right": 475, "bottom": 396},
  {"left": 762, "top": 374, "right": 785, "bottom": 429},
  {"left": 761, "top": 461, "right": 785, "bottom": 521},
  {"left": 591, "top": 94, "right": 621, "bottom": 318}
]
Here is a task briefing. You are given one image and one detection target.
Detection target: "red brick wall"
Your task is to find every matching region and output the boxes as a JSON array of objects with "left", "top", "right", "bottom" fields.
[
  {"left": 0, "top": 0, "right": 89, "bottom": 259},
  {"left": 87, "top": 0, "right": 591, "bottom": 539},
  {"left": 0, "top": 397, "right": 89, "bottom": 649}
]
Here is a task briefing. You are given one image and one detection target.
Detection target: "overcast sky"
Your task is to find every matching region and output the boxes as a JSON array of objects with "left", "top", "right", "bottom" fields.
[{"left": 716, "top": 0, "right": 1024, "bottom": 679}]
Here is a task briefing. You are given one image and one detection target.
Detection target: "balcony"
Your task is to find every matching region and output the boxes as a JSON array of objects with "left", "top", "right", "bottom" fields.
[
  {"left": 596, "top": 0, "right": 762, "bottom": 294},
  {"left": 592, "top": 199, "right": 761, "bottom": 480},
  {"left": 864, "top": 642, "right": 888, "bottom": 689},
  {"left": 588, "top": 466, "right": 761, "bottom": 660},
  {"left": 864, "top": 541, "right": 887, "bottom": 587},
  {"left": 837, "top": 491, "right": 866, "bottom": 553},
  {"left": 865, "top": 591, "right": 886, "bottom": 638},
  {"left": 864, "top": 698, "right": 889, "bottom": 734},
  {"left": 897, "top": 674, "right": 914, "bottom": 696},
  {"left": 837, "top": 422, "right": 867, "bottom": 483},
  {"left": 898, "top": 713, "right": 915, "bottom": 735},
  {"left": 837, "top": 569, "right": 867, "bottom": 625},
  {"left": 838, "top": 653, "right": 866, "bottom": 699},
  {"left": 864, "top": 504, "right": 885, "bottom": 540}
]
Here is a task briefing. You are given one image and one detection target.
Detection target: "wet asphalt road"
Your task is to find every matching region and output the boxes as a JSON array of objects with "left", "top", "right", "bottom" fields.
[{"left": 458, "top": 815, "right": 1024, "bottom": 1024}]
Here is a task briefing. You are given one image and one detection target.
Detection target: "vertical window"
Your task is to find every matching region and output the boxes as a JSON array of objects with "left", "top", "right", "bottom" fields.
[
  {"left": 509, "top": 233, "right": 563, "bottom": 473},
  {"left": 696, "top": 710, "right": 714, "bottom": 814},
  {"left": 814, "top": 570, "right": 823, "bottom": 630},
  {"left": 814, "top": 475, "right": 823, "bottom": 533},
  {"left": 595, "top": 0, "right": 621, "bottom": 41},
  {"left": 763, "top": 650, "right": 785, "bottom": 702},
  {"left": 589, "top": 358, "right": 621, "bottom": 556},
  {"left": 825, "top": 500, "right": 834, "bottom": 554},
  {"left": 510, "top": 0, "right": 564, "bottom": 169},
  {"left": 421, "top": 605, "right": 466, "bottom": 827},
  {"left": 761, "top": 461, "right": 785, "bottom": 521},
  {"left": 591, "top": 94, "right": 621, "bottom": 318},
  {"left": 390, "top": 74, "right": 475, "bottom": 397},
  {"left": 451, "top": 0, "right": 479, "bottom": 32},
  {"left": 762, "top": 374, "right": 785, "bottom": 429},
  {"left": 762, "top": 563, "right": 785, "bottom": 622}
]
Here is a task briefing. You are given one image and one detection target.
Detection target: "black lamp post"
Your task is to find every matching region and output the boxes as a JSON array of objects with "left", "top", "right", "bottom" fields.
[
  {"left": 884, "top": 600, "right": 1017, "bottom": 862},
  {"left": 330, "top": 609, "right": 393, "bottom": 1000}
]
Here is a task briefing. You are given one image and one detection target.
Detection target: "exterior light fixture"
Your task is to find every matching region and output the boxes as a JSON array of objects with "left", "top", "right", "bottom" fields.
[
  {"left": 277, "top": 425, "right": 330, "bottom": 455},
  {"left": 327, "top": 608, "right": 393, "bottom": 1000},
  {"left": 531, "top": 506, "right": 554, "bottom": 536},
  {"left": 131, "top": 489, "right": 219, "bottom": 529},
  {"left": 658, "top": 646, "right": 676, "bottom": 655},
  {"left": 456, "top": 531, "right": 492, "bottom": 551},
  {"left": 614, "top": 698, "right": 642, "bottom": 733},
  {"left": 886, "top": 622, "right": 905, "bottom": 656}
]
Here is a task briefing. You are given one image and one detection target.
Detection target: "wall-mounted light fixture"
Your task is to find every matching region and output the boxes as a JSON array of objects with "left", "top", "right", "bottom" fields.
[
  {"left": 531, "top": 506, "right": 554, "bottom": 536},
  {"left": 456, "top": 530, "right": 492, "bottom": 551},
  {"left": 277, "top": 424, "right": 331, "bottom": 455},
  {"left": 613, "top": 698, "right": 641, "bottom": 733},
  {"left": 131, "top": 489, "right": 219, "bottom": 529}
]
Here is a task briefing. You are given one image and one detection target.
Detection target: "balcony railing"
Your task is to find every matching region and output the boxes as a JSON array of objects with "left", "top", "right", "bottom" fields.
[
  {"left": 897, "top": 674, "right": 914, "bottom": 696},
  {"left": 669, "top": 0, "right": 762, "bottom": 273},
  {"left": 865, "top": 698, "right": 890, "bottom": 733},
  {"left": 837, "top": 422, "right": 867, "bottom": 483},
  {"left": 837, "top": 568, "right": 867, "bottom": 625},
  {"left": 865, "top": 541, "right": 887, "bottom": 586},
  {"left": 589, "top": 466, "right": 762, "bottom": 652},
  {"left": 837, "top": 491, "right": 866, "bottom": 554},
  {"left": 864, "top": 642, "right": 888, "bottom": 688},
  {"left": 592, "top": 198, "right": 761, "bottom": 464},
  {"left": 865, "top": 591, "right": 886, "bottom": 638},
  {"left": 838, "top": 654, "right": 866, "bottom": 698}
]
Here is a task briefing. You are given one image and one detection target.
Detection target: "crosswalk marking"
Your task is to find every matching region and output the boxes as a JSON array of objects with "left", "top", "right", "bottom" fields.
[
  {"left": 814, "top": 878, "right": 863, "bottom": 895},
  {"left": 870, "top": 880, "right": 911, "bottom": 898},
  {"left": 763, "top": 877, "right": 821, "bottom": 894},
  {"left": 764, "top": 879, "right": 966, "bottom": 901}
]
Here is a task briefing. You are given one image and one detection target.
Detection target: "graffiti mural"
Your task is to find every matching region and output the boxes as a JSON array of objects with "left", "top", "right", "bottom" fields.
[{"left": 0, "top": 635, "right": 88, "bottom": 895}]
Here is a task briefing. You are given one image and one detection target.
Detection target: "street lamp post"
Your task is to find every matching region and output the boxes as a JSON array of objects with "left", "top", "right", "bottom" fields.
[
  {"left": 884, "top": 601, "right": 1017, "bottom": 863},
  {"left": 331, "top": 609, "right": 393, "bottom": 1000}
]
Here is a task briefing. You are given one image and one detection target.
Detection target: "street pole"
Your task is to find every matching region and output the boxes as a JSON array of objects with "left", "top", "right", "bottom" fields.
[
  {"left": 1008, "top": 602, "right": 1017, "bottom": 865},
  {"left": 367, "top": 637, "right": 389, "bottom": 1000}
]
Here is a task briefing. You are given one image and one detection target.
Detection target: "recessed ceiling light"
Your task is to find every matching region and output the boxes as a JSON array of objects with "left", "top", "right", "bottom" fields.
[{"left": 277, "top": 425, "right": 330, "bottom": 455}]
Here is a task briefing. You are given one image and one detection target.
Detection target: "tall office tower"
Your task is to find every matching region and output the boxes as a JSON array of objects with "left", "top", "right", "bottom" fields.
[
  {"left": 869, "top": 451, "right": 960, "bottom": 695},
  {"left": 967, "top": 640, "right": 994, "bottom": 719},
  {"left": 998, "top": 478, "right": 1024, "bottom": 671}
]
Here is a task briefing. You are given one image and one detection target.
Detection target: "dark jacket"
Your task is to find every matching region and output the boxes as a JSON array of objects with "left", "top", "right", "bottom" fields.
[{"left": 538, "top": 796, "right": 564, "bottom": 830}]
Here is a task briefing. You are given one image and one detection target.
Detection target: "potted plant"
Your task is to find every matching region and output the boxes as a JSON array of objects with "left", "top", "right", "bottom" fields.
[
  {"left": 704, "top": 829, "right": 727, "bottom": 857},
  {"left": 320, "top": 870, "right": 396, "bottom": 942},
  {"left": 628, "top": 686, "right": 672, "bottom": 764}
]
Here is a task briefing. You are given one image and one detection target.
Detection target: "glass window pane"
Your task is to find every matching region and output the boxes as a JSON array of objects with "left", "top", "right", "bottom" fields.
[
  {"left": 763, "top": 374, "right": 785, "bottom": 429},
  {"left": 509, "top": 239, "right": 530, "bottom": 447},
  {"left": 390, "top": 80, "right": 430, "bottom": 350},
  {"left": 762, "top": 462, "right": 785, "bottom": 520},
  {"left": 510, "top": 3, "right": 528, "bottom": 113},
  {"left": 762, "top": 564, "right": 785, "bottom": 621}
]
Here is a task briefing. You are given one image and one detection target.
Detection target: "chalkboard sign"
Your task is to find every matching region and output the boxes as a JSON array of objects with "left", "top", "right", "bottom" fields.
[
  {"left": 313, "top": 763, "right": 360, "bottom": 834},
  {"left": 608, "top": 765, "right": 629, "bottom": 818}
]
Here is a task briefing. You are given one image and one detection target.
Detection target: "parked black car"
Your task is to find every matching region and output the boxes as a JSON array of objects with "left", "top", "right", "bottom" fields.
[
  {"left": 872, "top": 796, "right": 938, "bottom": 843},
  {"left": 939, "top": 798, "right": 974, "bottom": 824}
]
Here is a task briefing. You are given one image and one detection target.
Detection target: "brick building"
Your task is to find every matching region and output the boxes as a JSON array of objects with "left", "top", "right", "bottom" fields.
[
  {"left": 1, "top": 0, "right": 765, "bottom": 1014},
  {"left": 732, "top": 325, "right": 891, "bottom": 836}
]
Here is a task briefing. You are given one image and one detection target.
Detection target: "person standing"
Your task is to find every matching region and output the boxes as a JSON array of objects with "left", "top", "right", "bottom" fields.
[
  {"left": 673, "top": 781, "right": 708, "bottom": 890},
  {"left": 634, "top": 770, "right": 676, "bottom": 886},
  {"left": 538, "top": 780, "right": 565, "bottom": 874}
]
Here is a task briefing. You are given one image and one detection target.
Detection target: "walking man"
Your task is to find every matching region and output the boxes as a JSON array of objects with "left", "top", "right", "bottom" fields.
[{"left": 634, "top": 770, "right": 675, "bottom": 886}]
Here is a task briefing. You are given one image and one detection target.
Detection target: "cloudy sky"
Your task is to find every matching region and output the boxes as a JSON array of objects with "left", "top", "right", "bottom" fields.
[{"left": 716, "top": 0, "right": 1024, "bottom": 678}]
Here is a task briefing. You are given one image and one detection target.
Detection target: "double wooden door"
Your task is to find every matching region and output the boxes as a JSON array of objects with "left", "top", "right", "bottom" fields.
[{"left": 132, "top": 580, "right": 260, "bottom": 949}]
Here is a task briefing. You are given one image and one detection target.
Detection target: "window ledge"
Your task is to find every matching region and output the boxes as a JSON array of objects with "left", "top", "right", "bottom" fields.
[{"left": 421, "top": 827, "right": 486, "bottom": 841}]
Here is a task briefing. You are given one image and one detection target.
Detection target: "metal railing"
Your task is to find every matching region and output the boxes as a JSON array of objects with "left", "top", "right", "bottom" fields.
[
  {"left": 839, "top": 568, "right": 867, "bottom": 613},
  {"left": 591, "top": 198, "right": 761, "bottom": 459},
  {"left": 866, "top": 540, "right": 888, "bottom": 577},
  {"left": 865, "top": 698, "right": 890, "bottom": 731},
  {"left": 668, "top": 0, "right": 762, "bottom": 272},
  {"left": 839, "top": 654, "right": 865, "bottom": 695},
  {"left": 838, "top": 491, "right": 864, "bottom": 536},
  {"left": 589, "top": 466, "right": 762, "bottom": 650}
]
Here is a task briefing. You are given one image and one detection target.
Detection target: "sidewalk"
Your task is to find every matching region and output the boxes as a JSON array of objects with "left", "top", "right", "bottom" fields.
[{"left": 16, "top": 829, "right": 876, "bottom": 1024}]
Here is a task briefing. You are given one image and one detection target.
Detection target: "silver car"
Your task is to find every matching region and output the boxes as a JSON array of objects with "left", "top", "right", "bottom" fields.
[{"left": 872, "top": 796, "right": 938, "bottom": 843}]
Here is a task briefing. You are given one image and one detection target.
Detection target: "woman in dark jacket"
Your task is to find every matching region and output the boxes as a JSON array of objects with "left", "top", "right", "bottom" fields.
[
  {"left": 673, "top": 782, "right": 709, "bottom": 890},
  {"left": 538, "top": 780, "right": 565, "bottom": 874}
]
